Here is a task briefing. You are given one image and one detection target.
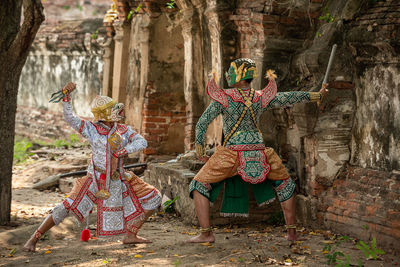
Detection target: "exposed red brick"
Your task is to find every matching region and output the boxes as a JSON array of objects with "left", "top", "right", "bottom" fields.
[
  {"left": 147, "top": 128, "right": 167, "bottom": 135},
  {"left": 143, "top": 148, "right": 155, "bottom": 155},
  {"left": 142, "top": 122, "right": 157, "bottom": 129},
  {"left": 143, "top": 117, "right": 166, "bottom": 123},
  {"left": 142, "top": 110, "right": 159, "bottom": 116}
]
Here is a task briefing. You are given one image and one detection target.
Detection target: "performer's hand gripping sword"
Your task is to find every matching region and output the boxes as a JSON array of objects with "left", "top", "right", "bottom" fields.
[
  {"left": 318, "top": 44, "right": 337, "bottom": 105},
  {"left": 49, "top": 82, "right": 76, "bottom": 103}
]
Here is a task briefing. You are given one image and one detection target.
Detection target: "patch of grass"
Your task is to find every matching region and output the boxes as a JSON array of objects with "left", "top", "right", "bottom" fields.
[
  {"left": 13, "top": 139, "right": 33, "bottom": 163},
  {"left": 52, "top": 134, "right": 81, "bottom": 148}
]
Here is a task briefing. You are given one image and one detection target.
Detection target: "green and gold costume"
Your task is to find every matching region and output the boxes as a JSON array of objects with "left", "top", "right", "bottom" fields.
[{"left": 190, "top": 58, "right": 321, "bottom": 216}]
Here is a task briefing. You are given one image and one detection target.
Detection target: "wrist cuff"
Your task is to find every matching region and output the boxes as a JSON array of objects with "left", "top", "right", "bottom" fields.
[
  {"left": 195, "top": 144, "right": 205, "bottom": 157},
  {"left": 62, "top": 93, "right": 70, "bottom": 102},
  {"left": 309, "top": 92, "right": 322, "bottom": 102}
]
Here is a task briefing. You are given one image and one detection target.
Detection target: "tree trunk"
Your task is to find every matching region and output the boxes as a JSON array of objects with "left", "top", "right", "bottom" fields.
[{"left": 0, "top": 0, "right": 44, "bottom": 225}]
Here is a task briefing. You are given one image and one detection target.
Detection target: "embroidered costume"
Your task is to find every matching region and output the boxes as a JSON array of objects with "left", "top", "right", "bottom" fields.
[
  {"left": 190, "top": 58, "right": 322, "bottom": 216},
  {"left": 51, "top": 95, "right": 161, "bottom": 238}
]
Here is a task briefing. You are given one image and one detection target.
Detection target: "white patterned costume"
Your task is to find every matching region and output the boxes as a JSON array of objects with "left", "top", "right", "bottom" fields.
[{"left": 51, "top": 99, "right": 161, "bottom": 238}]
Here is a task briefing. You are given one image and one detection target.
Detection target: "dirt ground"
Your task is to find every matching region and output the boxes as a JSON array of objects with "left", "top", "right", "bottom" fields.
[{"left": 0, "top": 150, "right": 399, "bottom": 267}]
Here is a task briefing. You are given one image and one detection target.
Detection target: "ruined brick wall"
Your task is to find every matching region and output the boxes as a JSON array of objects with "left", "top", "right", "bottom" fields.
[
  {"left": 294, "top": 0, "right": 400, "bottom": 249},
  {"left": 18, "top": 19, "right": 106, "bottom": 117},
  {"left": 41, "top": 0, "right": 110, "bottom": 23},
  {"left": 17, "top": 0, "right": 108, "bottom": 128},
  {"left": 318, "top": 166, "right": 400, "bottom": 248},
  {"left": 141, "top": 91, "right": 186, "bottom": 155}
]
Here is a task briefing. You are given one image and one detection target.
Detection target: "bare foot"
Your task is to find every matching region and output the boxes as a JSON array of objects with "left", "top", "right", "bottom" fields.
[
  {"left": 185, "top": 233, "right": 215, "bottom": 243},
  {"left": 23, "top": 237, "right": 38, "bottom": 252},
  {"left": 287, "top": 233, "right": 308, "bottom": 242},
  {"left": 122, "top": 235, "right": 152, "bottom": 244}
]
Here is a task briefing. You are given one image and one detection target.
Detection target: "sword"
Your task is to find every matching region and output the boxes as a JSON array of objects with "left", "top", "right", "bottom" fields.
[
  {"left": 323, "top": 44, "right": 337, "bottom": 85},
  {"left": 316, "top": 44, "right": 337, "bottom": 106}
]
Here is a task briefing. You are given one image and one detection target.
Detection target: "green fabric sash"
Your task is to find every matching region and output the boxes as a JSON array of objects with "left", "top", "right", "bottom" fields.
[{"left": 190, "top": 175, "right": 276, "bottom": 216}]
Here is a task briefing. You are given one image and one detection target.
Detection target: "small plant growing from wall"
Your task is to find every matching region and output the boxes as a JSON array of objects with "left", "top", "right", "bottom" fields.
[{"left": 319, "top": 7, "right": 335, "bottom": 23}]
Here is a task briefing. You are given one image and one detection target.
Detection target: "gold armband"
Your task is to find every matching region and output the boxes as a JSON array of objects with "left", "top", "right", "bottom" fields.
[
  {"left": 309, "top": 92, "right": 322, "bottom": 102},
  {"left": 195, "top": 144, "right": 205, "bottom": 157}
]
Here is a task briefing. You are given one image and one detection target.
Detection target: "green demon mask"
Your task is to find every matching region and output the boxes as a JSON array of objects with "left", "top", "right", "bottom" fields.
[{"left": 225, "top": 58, "right": 258, "bottom": 87}]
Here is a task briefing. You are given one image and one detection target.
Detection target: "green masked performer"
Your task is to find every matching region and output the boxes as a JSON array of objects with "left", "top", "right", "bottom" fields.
[{"left": 187, "top": 58, "right": 328, "bottom": 243}]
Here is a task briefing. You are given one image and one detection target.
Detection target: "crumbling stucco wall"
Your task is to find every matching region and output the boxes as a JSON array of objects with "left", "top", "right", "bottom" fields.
[{"left": 17, "top": 19, "right": 105, "bottom": 118}]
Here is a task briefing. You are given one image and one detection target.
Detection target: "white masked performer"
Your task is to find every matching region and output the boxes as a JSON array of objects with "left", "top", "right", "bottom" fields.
[{"left": 24, "top": 82, "right": 161, "bottom": 252}]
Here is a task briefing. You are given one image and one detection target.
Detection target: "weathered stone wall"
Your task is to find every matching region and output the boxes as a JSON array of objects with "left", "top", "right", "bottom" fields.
[
  {"left": 41, "top": 0, "right": 110, "bottom": 23},
  {"left": 18, "top": 19, "right": 105, "bottom": 118},
  {"left": 16, "top": 2, "right": 108, "bottom": 138},
  {"left": 293, "top": 0, "right": 400, "bottom": 249}
]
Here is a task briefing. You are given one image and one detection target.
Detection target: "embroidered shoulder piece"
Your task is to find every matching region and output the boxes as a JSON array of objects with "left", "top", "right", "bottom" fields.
[
  {"left": 206, "top": 78, "right": 228, "bottom": 108},
  {"left": 90, "top": 122, "right": 109, "bottom": 135},
  {"left": 116, "top": 123, "right": 128, "bottom": 134},
  {"left": 253, "top": 79, "right": 277, "bottom": 108},
  {"left": 225, "top": 89, "right": 246, "bottom": 104}
]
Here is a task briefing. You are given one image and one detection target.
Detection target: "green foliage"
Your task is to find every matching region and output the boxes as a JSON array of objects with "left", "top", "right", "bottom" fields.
[
  {"left": 91, "top": 30, "right": 99, "bottom": 40},
  {"left": 326, "top": 250, "right": 345, "bottom": 265},
  {"left": 339, "top": 235, "right": 350, "bottom": 242},
  {"left": 323, "top": 235, "right": 385, "bottom": 266},
  {"left": 69, "top": 134, "right": 80, "bottom": 143},
  {"left": 52, "top": 134, "right": 81, "bottom": 148},
  {"left": 322, "top": 236, "right": 352, "bottom": 266},
  {"left": 173, "top": 259, "right": 181, "bottom": 266},
  {"left": 163, "top": 196, "right": 180, "bottom": 213},
  {"left": 334, "top": 254, "right": 351, "bottom": 267},
  {"left": 76, "top": 4, "right": 83, "bottom": 11},
  {"left": 316, "top": 31, "right": 322, "bottom": 38},
  {"left": 13, "top": 139, "right": 33, "bottom": 163},
  {"left": 319, "top": 7, "right": 335, "bottom": 23},
  {"left": 361, "top": 224, "right": 369, "bottom": 230},
  {"left": 63, "top": 5, "right": 70, "bottom": 10},
  {"left": 127, "top": 10, "right": 133, "bottom": 20},
  {"left": 166, "top": 0, "right": 176, "bottom": 9},
  {"left": 355, "top": 238, "right": 385, "bottom": 260},
  {"left": 135, "top": 3, "right": 142, "bottom": 13}
]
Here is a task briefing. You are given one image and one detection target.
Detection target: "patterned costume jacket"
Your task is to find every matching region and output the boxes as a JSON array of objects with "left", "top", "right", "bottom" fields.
[
  {"left": 196, "top": 78, "right": 319, "bottom": 184},
  {"left": 51, "top": 101, "right": 160, "bottom": 238}
]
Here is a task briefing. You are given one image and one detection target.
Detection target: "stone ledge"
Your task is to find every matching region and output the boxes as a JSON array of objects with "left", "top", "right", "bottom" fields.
[{"left": 143, "top": 162, "right": 283, "bottom": 226}]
